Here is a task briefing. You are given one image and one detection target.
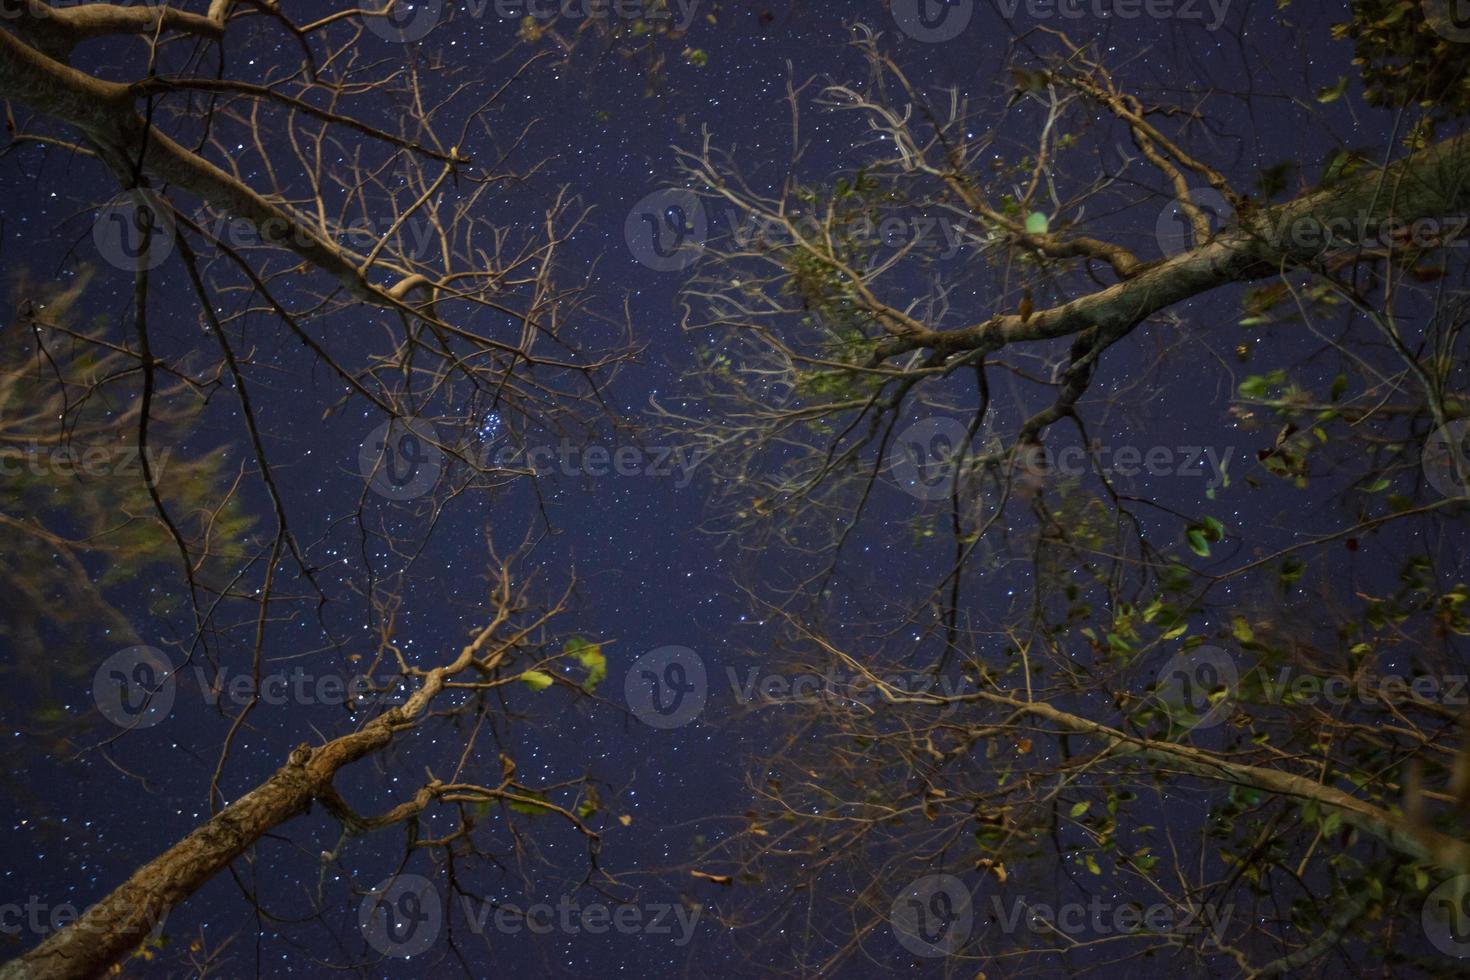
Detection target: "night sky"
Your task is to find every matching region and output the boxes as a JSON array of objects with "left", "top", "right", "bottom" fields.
[{"left": 1, "top": 1, "right": 1456, "bottom": 977}]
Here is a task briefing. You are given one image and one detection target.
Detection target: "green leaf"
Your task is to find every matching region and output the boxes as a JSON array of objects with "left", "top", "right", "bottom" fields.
[
  {"left": 1186, "top": 529, "right": 1211, "bottom": 558},
  {"left": 1085, "top": 854, "right": 1101, "bottom": 874},
  {"left": 565, "top": 636, "right": 607, "bottom": 693},
  {"left": 577, "top": 786, "right": 601, "bottom": 819},
  {"left": 1025, "top": 211, "right": 1049, "bottom": 235},
  {"left": 1316, "top": 76, "right": 1349, "bottom": 103},
  {"left": 508, "top": 791, "right": 555, "bottom": 816},
  {"left": 1231, "top": 617, "right": 1255, "bottom": 644},
  {"left": 1069, "top": 801, "right": 1091, "bottom": 818},
  {"left": 519, "top": 670, "right": 555, "bottom": 691},
  {"left": 1279, "top": 557, "right": 1306, "bottom": 587}
]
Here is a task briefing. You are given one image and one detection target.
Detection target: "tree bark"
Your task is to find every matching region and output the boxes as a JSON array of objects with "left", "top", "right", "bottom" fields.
[
  {"left": 919, "top": 131, "right": 1470, "bottom": 354},
  {"left": 0, "top": 615, "right": 496, "bottom": 980},
  {"left": 0, "top": 720, "right": 394, "bottom": 980}
]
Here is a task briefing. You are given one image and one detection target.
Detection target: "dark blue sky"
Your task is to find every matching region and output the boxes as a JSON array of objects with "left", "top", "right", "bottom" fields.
[{"left": 2, "top": 1, "right": 1447, "bottom": 977}]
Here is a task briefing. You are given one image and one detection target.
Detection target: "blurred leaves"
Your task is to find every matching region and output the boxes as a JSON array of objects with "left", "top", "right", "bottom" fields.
[{"left": 1, "top": 267, "right": 253, "bottom": 732}]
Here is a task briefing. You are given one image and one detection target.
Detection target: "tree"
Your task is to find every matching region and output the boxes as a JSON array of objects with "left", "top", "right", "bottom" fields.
[
  {"left": 659, "top": 22, "right": 1470, "bottom": 977},
  {"left": 7, "top": 3, "right": 1470, "bottom": 977},
  {"left": 1, "top": 265, "right": 253, "bottom": 743},
  {"left": 0, "top": 3, "right": 630, "bottom": 977}
]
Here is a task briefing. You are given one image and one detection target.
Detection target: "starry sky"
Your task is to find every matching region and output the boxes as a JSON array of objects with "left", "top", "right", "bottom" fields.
[{"left": 0, "top": 1, "right": 1446, "bottom": 977}]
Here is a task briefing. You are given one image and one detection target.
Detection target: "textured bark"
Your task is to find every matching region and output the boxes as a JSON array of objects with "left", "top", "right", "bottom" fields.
[
  {"left": 0, "top": 720, "right": 395, "bottom": 980},
  {"left": 0, "top": 632, "right": 479, "bottom": 980},
  {"left": 924, "top": 131, "right": 1470, "bottom": 354},
  {"left": 975, "top": 692, "right": 1470, "bottom": 877},
  {"left": 0, "top": 23, "right": 401, "bottom": 304}
]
